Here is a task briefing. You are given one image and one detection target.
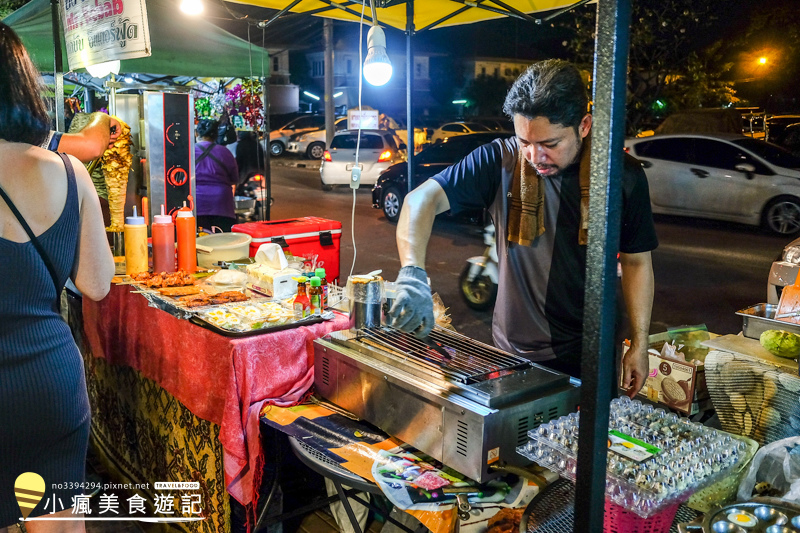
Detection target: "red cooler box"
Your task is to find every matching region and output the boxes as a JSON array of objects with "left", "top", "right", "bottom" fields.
[{"left": 232, "top": 217, "right": 343, "bottom": 283}]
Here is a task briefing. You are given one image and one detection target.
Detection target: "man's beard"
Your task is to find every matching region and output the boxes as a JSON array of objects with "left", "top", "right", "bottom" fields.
[{"left": 532, "top": 137, "right": 584, "bottom": 179}]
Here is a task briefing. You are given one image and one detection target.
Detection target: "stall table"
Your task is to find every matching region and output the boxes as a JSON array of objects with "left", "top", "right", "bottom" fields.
[{"left": 72, "top": 284, "right": 349, "bottom": 532}]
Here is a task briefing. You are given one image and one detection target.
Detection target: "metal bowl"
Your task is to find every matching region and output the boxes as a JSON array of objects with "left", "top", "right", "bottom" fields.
[
  {"left": 234, "top": 196, "right": 256, "bottom": 215},
  {"left": 765, "top": 527, "right": 794, "bottom": 533},
  {"left": 755, "top": 506, "right": 789, "bottom": 525},
  {"left": 711, "top": 521, "right": 745, "bottom": 533}
]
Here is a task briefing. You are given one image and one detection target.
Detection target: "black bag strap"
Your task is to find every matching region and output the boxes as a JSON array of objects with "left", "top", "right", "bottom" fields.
[
  {"left": 196, "top": 142, "right": 225, "bottom": 170},
  {"left": 0, "top": 160, "right": 68, "bottom": 310}
]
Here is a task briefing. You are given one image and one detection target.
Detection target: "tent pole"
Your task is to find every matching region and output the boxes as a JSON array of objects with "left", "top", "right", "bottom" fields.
[
  {"left": 405, "top": 0, "right": 414, "bottom": 195},
  {"left": 262, "top": 77, "right": 271, "bottom": 221},
  {"left": 50, "top": 0, "right": 64, "bottom": 131},
  {"left": 573, "top": 0, "right": 632, "bottom": 530},
  {"left": 324, "top": 19, "right": 335, "bottom": 150}
]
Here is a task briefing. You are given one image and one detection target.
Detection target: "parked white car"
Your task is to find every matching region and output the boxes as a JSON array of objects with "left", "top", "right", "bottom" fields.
[
  {"left": 320, "top": 130, "right": 406, "bottom": 190},
  {"left": 263, "top": 115, "right": 326, "bottom": 157},
  {"left": 624, "top": 133, "right": 800, "bottom": 235},
  {"left": 430, "top": 121, "right": 492, "bottom": 143},
  {"left": 286, "top": 117, "right": 348, "bottom": 159}
]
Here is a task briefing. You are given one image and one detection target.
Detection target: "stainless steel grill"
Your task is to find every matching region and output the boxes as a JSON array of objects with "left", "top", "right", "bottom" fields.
[
  {"left": 355, "top": 326, "right": 530, "bottom": 384},
  {"left": 314, "top": 326, "right": 581, "bottom": 482}
]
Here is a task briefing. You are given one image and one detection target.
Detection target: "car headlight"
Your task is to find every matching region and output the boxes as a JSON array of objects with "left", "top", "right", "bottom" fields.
[
  {"left": 784, "top": 245, "right": 800, "bottom": 264},
  {"left": 297, "top": 134, "right": 308, "bottom": 142}
]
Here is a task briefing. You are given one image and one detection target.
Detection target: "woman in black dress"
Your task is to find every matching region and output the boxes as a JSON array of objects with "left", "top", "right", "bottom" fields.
[{"left": 0, "top": 22, "right": 114, "bottom": 532}]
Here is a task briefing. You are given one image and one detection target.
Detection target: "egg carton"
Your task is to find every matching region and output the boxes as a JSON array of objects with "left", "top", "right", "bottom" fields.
[{"left": 516, "top": 397, "right": 750, "bottom": 518}]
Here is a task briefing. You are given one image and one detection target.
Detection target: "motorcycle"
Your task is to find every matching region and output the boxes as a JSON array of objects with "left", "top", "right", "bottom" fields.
[
  {"left": 460, "top": 224, "right": 498, "bottom": 311},
  {"left": 459, "top": 224, "right": 624, "bottom": 311},
  {"left": 235, "top": 172, "right": 274, "bottom": 222}
]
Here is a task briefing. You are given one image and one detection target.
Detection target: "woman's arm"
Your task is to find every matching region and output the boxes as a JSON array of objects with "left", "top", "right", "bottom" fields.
[{"left": 70, "top": 155, "right": 114, "bottom": 300}]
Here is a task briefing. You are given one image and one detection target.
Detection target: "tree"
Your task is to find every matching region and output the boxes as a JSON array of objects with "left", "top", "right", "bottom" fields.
[
  {"left": 728, "top": 4, "right": 800, "bottom": 109},
  {"left": 663, "top": 41, "right": 739, "bottom": 111},
  {"left": 558, "top": 0, "right": 735, "bottom": 133},
  {"left": 462, "top": 74, "right": 511, "bottom": 117},
  {"left": 0, "top": 0, "right": 25, "bottom": 18}
]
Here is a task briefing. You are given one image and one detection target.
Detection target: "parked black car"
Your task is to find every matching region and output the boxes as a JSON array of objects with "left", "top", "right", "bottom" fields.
[
  {"left": 372, "top": 132, "right": 514, "bottom": 222},
  {"left": 768, "top": 115, "right": 800, "bottom": 142},
  {"left": 774, "top": 123, "right": 800, "bottom": 157}
]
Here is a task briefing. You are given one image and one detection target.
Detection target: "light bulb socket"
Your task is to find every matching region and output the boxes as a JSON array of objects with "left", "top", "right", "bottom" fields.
[{"left": 366, "top": 25, "right": 387, "bottom": 50}]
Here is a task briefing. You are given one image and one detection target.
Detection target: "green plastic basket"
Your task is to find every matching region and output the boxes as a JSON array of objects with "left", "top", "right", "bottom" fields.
[{"left": 687, "top": 433, "right": 759, "bottom": 513}]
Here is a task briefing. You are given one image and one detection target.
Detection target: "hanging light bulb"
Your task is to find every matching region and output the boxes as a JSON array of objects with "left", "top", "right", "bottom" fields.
[
  {"left": 180, "top": 0, "right": 203, "bottom": 15},
  {"left": 363, "top": 25, "right": 392, "bottom": 86},
  {"left": 85, "top": 60, "right": 120, "bottom": 78}
]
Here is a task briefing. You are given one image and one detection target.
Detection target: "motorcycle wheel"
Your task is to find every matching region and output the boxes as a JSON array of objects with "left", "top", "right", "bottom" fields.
[{"left": 459, "top": 263, "right": 497, "bottom": 311}]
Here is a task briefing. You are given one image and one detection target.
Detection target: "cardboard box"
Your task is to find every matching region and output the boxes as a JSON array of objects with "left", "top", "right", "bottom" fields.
[{"left": 621, "top": 332, "right": 711, "bottom": 415}]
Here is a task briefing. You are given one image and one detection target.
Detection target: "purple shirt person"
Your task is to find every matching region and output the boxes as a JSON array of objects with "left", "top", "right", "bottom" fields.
[{"left": 194, "top": 119, "right": 239, "bottom": 232}]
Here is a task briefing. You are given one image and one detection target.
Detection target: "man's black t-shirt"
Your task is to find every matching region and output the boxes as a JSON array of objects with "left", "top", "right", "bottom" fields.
[{"left": 433, "top": 136, "right": 658, "bottom": 364}]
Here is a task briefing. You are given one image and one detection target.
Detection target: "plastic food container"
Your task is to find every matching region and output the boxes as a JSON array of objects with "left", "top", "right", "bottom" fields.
[
  {"left": 516, "top": 397, "right": 751, "bottom": 519},
  {"left": 196, "top": 232, "right": 252, "bottom": 269}
]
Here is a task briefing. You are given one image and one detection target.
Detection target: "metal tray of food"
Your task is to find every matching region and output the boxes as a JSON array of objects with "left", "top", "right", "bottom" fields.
[
  {"left": 736, "top": 303, "right": 800, "bottom": 339},
  {"left": 189, "top": 314, "right": 325, "bottom": 337}
]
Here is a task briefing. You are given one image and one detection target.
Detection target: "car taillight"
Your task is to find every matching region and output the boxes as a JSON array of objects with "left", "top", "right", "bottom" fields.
[
  {"left": 323, "top": 150, "right": 332, "bottom": 162},
  {"left": 378, "top": 150, "right": 392, "bottom": 162},
  {"left": 251, "top": 174, "right": 263, "bottom": 182}
]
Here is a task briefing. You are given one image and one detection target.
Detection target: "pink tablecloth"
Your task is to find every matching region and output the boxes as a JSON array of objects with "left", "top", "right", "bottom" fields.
[{"left": 82, "top": 284, "right": 349, "bottom": 514}]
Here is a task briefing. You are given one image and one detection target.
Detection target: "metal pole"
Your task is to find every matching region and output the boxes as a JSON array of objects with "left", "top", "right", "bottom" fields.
[
  {"left": 50, "top": 0, "right": 65, "bottom": 132},
  {"left": 405, "top": 0, "right": 414, "bottom": 194},
  {"left": 262, "top": 77, "right": 272, "bottom": 220},
  {"left": 573, "top": 0, "right": 632, "bottom": 530},
  {"left": 324, "top": 19, "right": 335, "bottom": 148}
]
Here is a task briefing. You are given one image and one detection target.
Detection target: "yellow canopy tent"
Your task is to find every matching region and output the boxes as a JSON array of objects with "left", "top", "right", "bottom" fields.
[{"left": 223, "top": 0, "right": 590, "bottom": 31}]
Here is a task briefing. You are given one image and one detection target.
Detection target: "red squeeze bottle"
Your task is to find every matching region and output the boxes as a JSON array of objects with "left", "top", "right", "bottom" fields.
[
  {"left": 152, "top": 205, "right": 175, "bottom": 273},
  {"left": 176, "top": 202, "right": 197, "bottom": 273}
]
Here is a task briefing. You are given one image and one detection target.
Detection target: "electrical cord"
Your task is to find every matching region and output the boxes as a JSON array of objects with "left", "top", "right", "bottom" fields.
[{"left": 348, "top": 0, "right": 367, "bottom": 280}]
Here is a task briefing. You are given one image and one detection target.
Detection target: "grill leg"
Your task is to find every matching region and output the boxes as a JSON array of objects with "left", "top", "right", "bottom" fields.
[{"left": 333, "top": 480, "right": 364, "bottom": 533}]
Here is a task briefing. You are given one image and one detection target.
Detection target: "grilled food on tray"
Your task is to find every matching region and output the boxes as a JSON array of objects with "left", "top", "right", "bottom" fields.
[
  {"left": 178, "top": 290, "right": 249, "bottom": 308},
  {"left": 157, "top": 285, "right": 202, "bottom": 297},
  {"left": 131, "top": 270, "right": 196, "bottom": 288}
]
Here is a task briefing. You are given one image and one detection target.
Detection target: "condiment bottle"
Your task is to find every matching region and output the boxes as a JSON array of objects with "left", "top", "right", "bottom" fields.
[
  {"left": 315, "top": 267, "right": 328, "bottom": 309},
  {"left": 124, "top": 206, "right": 148, "bottom": 275},
  {"left": 151, "top": 205, "right": 175, "bottom": 273},
  {"left": 293, "top": 277, "right": 310, "bottom": 318},
  {"left": 308, "top": 276, "right": 323, "bottom": 315},
  {"left": 176, "top": 202, "right": 197, "bottom": 273}
]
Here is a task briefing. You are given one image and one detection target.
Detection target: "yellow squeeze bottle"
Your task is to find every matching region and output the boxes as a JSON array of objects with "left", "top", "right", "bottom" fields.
[{"left": 124, "top": 206, "right": 149, "bottom": 275}]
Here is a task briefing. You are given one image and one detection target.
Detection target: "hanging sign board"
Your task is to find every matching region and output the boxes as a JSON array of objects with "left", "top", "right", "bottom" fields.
[
  {"left": 347, "top": 109, "right": 379, "bottom": 130},
  {"left": 60, "top": 0, "right": 151, "bottom": 71}
]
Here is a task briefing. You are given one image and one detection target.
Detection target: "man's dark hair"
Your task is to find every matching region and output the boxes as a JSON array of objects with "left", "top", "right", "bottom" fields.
[
  {"left": 502, "top": 60, "right": 589, "bottom": 129},
  {"left": 0, "top": 22, "right": 51, "bottom": 146},
  {"left": 196, "top": 119, "right": 219, "bottom": 140}
]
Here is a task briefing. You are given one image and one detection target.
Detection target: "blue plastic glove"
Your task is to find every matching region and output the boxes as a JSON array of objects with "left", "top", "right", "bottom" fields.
[{"left": 389, "top": 266, "right": 434, "bottom": 338}]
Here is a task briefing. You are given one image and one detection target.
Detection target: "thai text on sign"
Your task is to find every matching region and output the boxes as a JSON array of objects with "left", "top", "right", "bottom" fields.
[{"left": 61, "top": 0, "right": 151, "bottom": 71}]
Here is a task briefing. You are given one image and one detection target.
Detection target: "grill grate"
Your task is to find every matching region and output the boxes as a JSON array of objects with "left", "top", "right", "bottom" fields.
[{"left": 355, "top": 326, "right": 529, "bottom": 383}]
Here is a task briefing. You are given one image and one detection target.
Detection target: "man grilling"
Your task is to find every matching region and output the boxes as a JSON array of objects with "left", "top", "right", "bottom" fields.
[{"left": 388, "top": 60, "right": 658, "bottom": 397}]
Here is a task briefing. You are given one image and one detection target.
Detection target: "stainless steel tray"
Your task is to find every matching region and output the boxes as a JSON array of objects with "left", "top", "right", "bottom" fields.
[{"left": 736, "top": 303, "right": 800, "bottom": 339}]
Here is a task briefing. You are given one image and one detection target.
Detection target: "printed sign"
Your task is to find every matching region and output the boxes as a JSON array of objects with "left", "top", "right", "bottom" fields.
[
  {"left": 608, "top": 430, "right": 661, "bottom": 462},
  {"left": 60, "top": 0, "right": 151, "bottom": 71},
  {"left": 347, "top": 109, "right": 379, "bottom": 130}
]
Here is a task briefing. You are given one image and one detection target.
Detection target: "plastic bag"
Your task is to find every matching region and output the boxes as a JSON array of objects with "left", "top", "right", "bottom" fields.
[
  {"left": 668, "top": 324, "right": 710, "bottom": 363},
  {"left": 738, "top": 437, "right": 800, "bottom": 502}
]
